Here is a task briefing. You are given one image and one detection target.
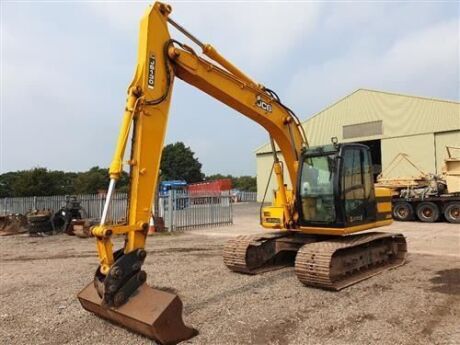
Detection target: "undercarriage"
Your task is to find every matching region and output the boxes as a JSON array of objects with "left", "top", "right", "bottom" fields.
[{"left": 224, "top": 231, "right": 407, "bottom": 290}]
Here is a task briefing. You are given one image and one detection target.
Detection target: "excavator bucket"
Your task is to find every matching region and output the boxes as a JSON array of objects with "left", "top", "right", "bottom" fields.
[{"left": 78, "top": 283, "right": 196, "bottom": 345}]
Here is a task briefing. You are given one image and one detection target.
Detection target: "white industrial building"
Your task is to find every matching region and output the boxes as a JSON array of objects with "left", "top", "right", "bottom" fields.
[{"left": 255, "top": 89, "right": 460, "bottom": 201}]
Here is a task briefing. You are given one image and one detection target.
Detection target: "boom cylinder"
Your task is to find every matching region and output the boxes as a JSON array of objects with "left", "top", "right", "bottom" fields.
[
  {"left": 166, "top": 16, "right": 258, "bottom": 88},
  {"left": 202, "top": 44, "right": 258, "bottom": 87}
]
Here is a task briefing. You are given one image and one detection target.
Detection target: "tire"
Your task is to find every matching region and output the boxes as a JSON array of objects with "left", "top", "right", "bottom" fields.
[
  {"left": 444, "top": 202, "right": 460, "bottom": 224},
  {"left": 392, "top": 201, "right": 414, "bottom": 221},
  {"left": 416, "top": 202, "right": 440, "bottom": 223},
  {"left": 52, "top": 214, "right": 66, "bottom": 231}
]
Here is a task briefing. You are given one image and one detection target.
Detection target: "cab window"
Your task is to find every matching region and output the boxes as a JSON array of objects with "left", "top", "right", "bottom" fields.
[
  {"left": 341, "top": 148, "right": 373, "bottom": 222},
  {"left": 300, "top": 154, "right": 336, "bottom": 223}
]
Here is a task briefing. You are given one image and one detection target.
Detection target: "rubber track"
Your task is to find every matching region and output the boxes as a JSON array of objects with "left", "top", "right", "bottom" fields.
[
  {"left": 295, "top": 232, "right": 407, "bottom": 290},
  {"left": 223, "top": 232, "right": 288, "bottom": 274}
]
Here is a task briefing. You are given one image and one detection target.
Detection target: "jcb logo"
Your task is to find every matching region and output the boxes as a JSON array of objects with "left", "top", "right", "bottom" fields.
[
  {"left": 147, "top": 55, "right": 156, "bottom": 89},
  {"left": 256, "top": 96, "right": 272, "bottom": 113}
]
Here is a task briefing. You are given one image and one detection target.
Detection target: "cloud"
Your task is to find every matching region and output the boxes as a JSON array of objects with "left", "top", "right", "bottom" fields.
[
  {"left": 2, "top": 3, "right": 130, "bottom": 172},
  {"left": 2, "top": 2, "right": 458, "bottom": 176},
  {"left": 286, "top": 18, "right": 459, "bottom": 117},
  {"left": 85, "top": 2, "right": 146, "bottom": 35},
  {"left": 85, "top": 2, "right": 321, "bottom": 74}
]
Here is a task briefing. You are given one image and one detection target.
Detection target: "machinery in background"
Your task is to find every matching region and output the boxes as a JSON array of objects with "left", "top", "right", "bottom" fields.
[
  {"left": 377, "top": 146, "right": 460, "bottom": 223},
  {"left": 55, "top": 196, "right": 85, "bottom": 232},
  {"left": 0, "top": 214, "right": 28, "bottom": 236},
  {"left": 158, "top": 180, "right": 187, "bottom": 197},
  {"left": 67, "top": 218, "right": 99, "bottom": 238},
  {"left": 188, "top": 179, "right": 232, "bottom": 196},
  {"left": 188, "top": 179, "right": 232, "bottom": 205},
  {"left": 27, "top": 196, "right": 86, "bottom": 236},
  {"left": 27, "top": 209, "right": 55, "bottom": 236},
  {"left": 159, "top": 179, "right": 233, "bottom": 196},
  {"left": 78, "top": 3, "right": 407, "bottom": 344}
]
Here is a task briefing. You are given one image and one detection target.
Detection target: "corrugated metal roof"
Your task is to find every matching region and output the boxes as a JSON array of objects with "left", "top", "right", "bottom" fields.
[{"left": 256, "top": 89, "right": 460, "bottom": 154}]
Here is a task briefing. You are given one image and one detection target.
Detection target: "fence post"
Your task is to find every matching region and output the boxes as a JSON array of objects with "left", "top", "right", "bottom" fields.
[
  {"left": 33, "top": 196, "right": 37, "bottom": 211},
  {"left": 230, "top": 197, "right": 233, "bottom": 224},
  {"left": 99, "top": 194, "right": 103, "bottom": 218},
  {"left": 168, "top": 191, "right": 174, "bottom": 232}
]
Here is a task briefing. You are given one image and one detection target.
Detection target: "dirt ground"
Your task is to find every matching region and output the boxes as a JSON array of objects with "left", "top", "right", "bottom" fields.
[{"left": 1, "top": 203, "right": 459, "bottom": 345}]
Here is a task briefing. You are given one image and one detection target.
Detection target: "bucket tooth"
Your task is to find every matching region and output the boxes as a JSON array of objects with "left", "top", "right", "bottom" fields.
[{"left": 78, "top": 282, "right": 196, "bottom": 345}]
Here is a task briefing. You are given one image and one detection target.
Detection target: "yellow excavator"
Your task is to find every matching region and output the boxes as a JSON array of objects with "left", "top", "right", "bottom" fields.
[{"left": 78, "top": 2, "right": 407, "bottom": 344}]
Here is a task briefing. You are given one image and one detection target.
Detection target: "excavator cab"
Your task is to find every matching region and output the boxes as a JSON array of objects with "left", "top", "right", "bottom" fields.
[
  {"left": 261, "top": 143, "right": 390, "bottom": 232},
  {"left": 298, "top": 143, "right": 381, "bottom": 230}
]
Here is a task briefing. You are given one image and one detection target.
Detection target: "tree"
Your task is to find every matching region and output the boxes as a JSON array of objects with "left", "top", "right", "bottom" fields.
[
  {"left": 160, "top": 142, "right": 204, "bottom": 183},
  {"left": 0, "top": 167, "right": 131, "bottom": 197},
  {"left": 0, "top": 169, "right": 77, "bottom": 197},
  {"left": 73, "top": 166, "right": 110, "bottom": 194},
  {"left": 0, "top": 172, "right": 18, "bottom": 198},
  {"left": 117, "top": 170, "right": 130, "bottom": 193},
  {"left": 233, "top": 176, "right": 257, "bottom": 192},
  {"left": 48, "top": 170, "right": 77, "bottom": 195},
  {"left": 206, "top": 174, "right": 257, "bottom": 192},
  {"left": 206, "top": 174, "right": 231, "bottom": 181},
  {"left": 10, "top": 168, "right": 65, "bottom": 197},
  {"left": 72, "top": 167, "right": 130, "bottom": 194}
]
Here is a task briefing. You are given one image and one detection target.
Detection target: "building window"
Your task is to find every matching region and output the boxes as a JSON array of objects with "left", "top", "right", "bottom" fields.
[{"left": 343, "top": 120, "right": 383, "bottom": 139}]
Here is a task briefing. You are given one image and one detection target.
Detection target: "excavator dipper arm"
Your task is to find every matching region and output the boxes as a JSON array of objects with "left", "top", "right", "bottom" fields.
[{"left": 78, "top": 2, "right": 306, "bottom": 344}]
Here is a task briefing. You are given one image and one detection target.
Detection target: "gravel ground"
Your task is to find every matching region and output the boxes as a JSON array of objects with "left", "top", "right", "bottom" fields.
[{"left": 1, "top": 203, "right": 459, "bottom": 345}]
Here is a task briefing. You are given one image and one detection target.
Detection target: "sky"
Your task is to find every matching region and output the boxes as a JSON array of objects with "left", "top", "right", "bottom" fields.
[{"left": 1, "top": 1, "right": 459, "bottom": 176}]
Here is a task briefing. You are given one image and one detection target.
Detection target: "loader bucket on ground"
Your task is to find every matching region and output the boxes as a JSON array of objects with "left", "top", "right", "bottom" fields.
[{"left": 78, "top": 282, "right": 196, "bottom": 345}]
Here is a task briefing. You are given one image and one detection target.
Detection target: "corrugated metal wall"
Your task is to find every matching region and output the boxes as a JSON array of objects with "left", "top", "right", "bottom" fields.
[
  {"left": 256, "top": 89, "right": 460, "bottom": 201},
  {"left": 306, "top": 89, "right": 459, "bottom": 145},
  {"left": 381, "top": 134, "right": 435, "bottom": 178},
  {"left": 435, "top": 131, "right": 460, "bottom": 173}
]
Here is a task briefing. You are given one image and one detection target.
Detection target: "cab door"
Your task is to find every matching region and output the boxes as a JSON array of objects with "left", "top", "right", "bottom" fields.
[{"left": 340, "top": 146, "right": 376, "bottom": 226}]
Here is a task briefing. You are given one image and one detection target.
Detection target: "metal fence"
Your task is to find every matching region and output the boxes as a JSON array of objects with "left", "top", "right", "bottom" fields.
[
  {"left": 0, "top": 193, "right": 128, "bottom": 223},
  {"left": 1, "top": 191, "right": 232, "bottom": 231},
  {"left": 236, "top": 191, "right": 257, "bottom": 202},
  {"left": 156, "top": 191, "right": 232, "bottom": 231}
]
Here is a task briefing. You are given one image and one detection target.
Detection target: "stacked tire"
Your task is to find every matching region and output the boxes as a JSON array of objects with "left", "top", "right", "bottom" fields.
[{"left": 27, "top": 212, "right": 54, "bottom": 235}]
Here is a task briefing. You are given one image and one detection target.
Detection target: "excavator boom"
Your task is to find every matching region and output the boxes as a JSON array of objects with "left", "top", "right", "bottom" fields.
[{"left": 78, "top": 2, "right": 306, "bottom": 344}]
